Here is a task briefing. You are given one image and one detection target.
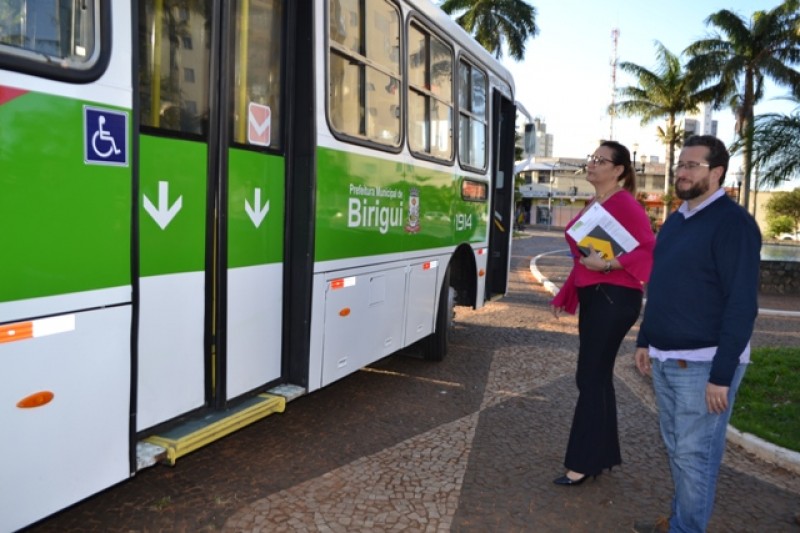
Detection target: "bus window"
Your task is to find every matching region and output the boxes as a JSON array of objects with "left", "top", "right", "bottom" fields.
[
  {"left": 232, "top": 0, "right": 283, "bottom": 149},
  {"left": 0, "top": 0, "right": 100, "bottom": 69},
  {"left": 407, "top": 21, "right": 453, "bottom": 161},
  {"left": 138, "top": 0, "right": 211, "bottom": 136},
  {"left": 328, "top": 0, "right": 401, "bottom": 147},
  {"left": 458, "top": 59, "right": 487, "bottom": 170}
]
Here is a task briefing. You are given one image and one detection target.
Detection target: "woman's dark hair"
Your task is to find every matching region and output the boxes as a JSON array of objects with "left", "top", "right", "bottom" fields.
[
  {"left": 599, "top": 140, "right": 636, "bottom": 194},
  {"left": 683, "top": 135, "right": 729, "bottom": 186}
]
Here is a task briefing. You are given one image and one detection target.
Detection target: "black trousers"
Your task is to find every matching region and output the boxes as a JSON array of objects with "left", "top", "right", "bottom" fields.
[{"left": 564, "top": 283, "right": 643, "bottom": 475}]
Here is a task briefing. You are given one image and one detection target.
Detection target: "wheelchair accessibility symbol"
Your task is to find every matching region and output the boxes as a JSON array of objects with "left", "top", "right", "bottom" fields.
[{"left": 84, "top": 106, "right": 128, "bottom": 166}]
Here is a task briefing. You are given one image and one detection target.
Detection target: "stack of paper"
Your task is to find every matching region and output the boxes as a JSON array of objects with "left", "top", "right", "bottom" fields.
[{"left": 567, "top": 202, "right": 639, "bottom": 259}]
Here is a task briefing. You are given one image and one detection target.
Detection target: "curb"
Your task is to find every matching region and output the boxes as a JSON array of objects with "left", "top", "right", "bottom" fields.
[
  {"left": 727, "top": 426, "right": 800, "bottom": 476},
  {"left": 530, "top": 249, "right": 800, "bottom": 477}
]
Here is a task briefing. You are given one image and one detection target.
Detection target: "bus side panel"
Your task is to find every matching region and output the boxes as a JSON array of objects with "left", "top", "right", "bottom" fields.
[
  {"left": 404, "top": 261, "right": 439, "bottom": 345},
  {"left": 137, "top": 135, "right": 208, "bottom": 430},
  {"left": 0, "top": 92, "right": 131, "bottom": 302},
  {"left": 0, "top": 88, "right": 133, "bottom": 531},
  {"left": 314, "top": 147, "right": 489, "bottom": 261},
  {"left": 315, "top": 147, "right": 464, "bottom": 262},
  {"left": 320, "top": 266, "right": 407, "bottom": 386},
  {"left": 0, "top": 307, "right": 131, "bottom": 533},
  {"left": 473, "top": 246, "right": 489, "bottom": 310}
]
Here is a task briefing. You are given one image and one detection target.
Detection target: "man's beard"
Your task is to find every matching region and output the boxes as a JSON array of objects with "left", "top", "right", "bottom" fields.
[{"left": 675, "top": 177, "right": 710, "bottom": 200}]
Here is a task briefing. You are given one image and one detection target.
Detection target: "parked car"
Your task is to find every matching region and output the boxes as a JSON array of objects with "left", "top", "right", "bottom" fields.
[{"left": 777, "top": 230, "right": 800, "bottom": 241}]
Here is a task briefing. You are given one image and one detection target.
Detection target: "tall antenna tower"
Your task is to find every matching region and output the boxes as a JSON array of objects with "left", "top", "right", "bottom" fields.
[{"left": 609, "top": 28, "right": 619, "bottom": 140}]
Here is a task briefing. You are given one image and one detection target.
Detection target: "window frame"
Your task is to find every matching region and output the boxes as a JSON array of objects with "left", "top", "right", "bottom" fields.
[
  {"left": 405, "top": 15, "right": 454, "bottom": 165},
  {"left": 137, "top": 0, "right": 214, "bottom": 142},
  {"left": 456, "top": 54, "right": 488, "bottom": 173},
  {"left": 229, "top": 0, "right": 286, "bottom": 153},
  {"left": 0, "top": 0, "right": 111, "bottom": 83},
  {"left": 325, "top": 0, "right": 404, "bottom": 153}
]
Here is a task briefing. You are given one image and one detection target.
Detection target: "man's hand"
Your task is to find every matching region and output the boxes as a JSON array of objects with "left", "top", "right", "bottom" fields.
[
  {"left": 706, "top": 383, "right": 730, "bottom": 414},
  {"left": 634, "top": 347, "right": 651, "bottom": 376}
]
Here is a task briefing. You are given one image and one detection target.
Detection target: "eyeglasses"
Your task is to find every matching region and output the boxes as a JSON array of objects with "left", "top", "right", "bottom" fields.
[
  {"left": 672, "top": 162, "right": 711, "bottom": 172},
  {"left": 587, "top": 155, "right": 613, "bottom": 165}
]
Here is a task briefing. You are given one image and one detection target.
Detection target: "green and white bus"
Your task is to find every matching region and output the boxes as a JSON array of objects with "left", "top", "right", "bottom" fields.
[{"left": 0, "top": 0, "right": 517, "bottom": 528}]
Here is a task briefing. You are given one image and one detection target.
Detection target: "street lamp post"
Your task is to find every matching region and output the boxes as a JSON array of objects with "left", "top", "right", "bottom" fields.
[
  {"left": 547, "top": 168, "right": 554, "bottom": 231},
  {"left": 632, "top": 143, "right": 639, "bottom": 171},
  {"left": 732, "top": 168, "right": 744, "bottom": 205}
]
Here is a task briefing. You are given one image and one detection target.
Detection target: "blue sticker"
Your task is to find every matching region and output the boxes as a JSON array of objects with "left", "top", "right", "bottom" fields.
[{"left": 84, "top": 106, "right": 128, "bottom": 166}]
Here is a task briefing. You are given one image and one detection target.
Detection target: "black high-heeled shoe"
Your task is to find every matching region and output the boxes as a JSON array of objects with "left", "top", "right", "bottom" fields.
[{"left": 552, "top": 472, "right": 596, "bottom": 486}]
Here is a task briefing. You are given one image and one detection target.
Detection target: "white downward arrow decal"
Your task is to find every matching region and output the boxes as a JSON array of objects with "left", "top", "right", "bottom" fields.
[
  {"left": 143, "top": 181, "right": 183, "bottom": 230},
  {"left": 245, "top": 188, "right": 270, "bottom": 228}
]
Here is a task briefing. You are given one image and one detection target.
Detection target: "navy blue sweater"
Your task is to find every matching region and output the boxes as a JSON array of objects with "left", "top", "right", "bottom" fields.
[{"left": 637, "top": 195, "right": 761, "bottom": 386}]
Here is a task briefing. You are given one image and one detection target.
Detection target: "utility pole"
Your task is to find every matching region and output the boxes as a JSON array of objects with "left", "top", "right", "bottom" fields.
[{"left": 609, "top": 28, "right": 619, "bottom": 140}]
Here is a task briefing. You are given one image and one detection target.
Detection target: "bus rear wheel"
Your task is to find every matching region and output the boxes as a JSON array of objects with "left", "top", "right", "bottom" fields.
[{"left": 421, "top": 267, "right": 454, "bottom": 361}]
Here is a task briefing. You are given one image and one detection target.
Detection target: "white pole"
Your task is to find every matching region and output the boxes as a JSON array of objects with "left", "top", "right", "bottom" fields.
[{"left": 548, "top": 168, "right": 554, "bottom": 230}]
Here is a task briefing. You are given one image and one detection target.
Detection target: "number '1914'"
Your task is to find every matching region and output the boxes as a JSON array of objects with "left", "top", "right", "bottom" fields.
[{"left": 455, "top": 213, "right": 473, "bottom": 231}]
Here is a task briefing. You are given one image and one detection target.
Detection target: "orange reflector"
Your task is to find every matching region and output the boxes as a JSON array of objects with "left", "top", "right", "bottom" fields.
[
  {"left": 339, "top": 308, "right": 351, "bottom": 317},
  {"left": 423, "top": 262, "right": 431, "bottom": 270},
  {"left": 0, "top": 321, "right": 33, "bottom": 344},
  {"left": 17, "top": 391, "right": 55, "bottom": 409},
  {"left": 330, "top": 277, "right": 356, "bottom": 290},
  {"left": 479, "top": 269, "right": 486, "bottom": 277}
]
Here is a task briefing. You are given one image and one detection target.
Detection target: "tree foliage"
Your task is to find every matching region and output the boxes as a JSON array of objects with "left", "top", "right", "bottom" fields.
[
  {"left": 611, "top": 42, "right": 713, "bottom": 219},
  {"left": 766, "top": 215, "right": 795, "bottom": 237},
  {"left": 745, "top": 97, "right": 800, "bottom": 188},
  {"left": 685, "top": 0, "right": 800, "bottom": 211},
  {"left": 440, "top": 0, "right": 538, "bottom": 61},
  {"left": 765, "top": 188, "right": 800, "bottom": 233}
]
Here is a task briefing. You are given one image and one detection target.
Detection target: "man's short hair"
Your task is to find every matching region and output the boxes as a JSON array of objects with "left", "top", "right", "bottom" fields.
[{"left": 684, "top": 135, "right": 729, "bottom": 185}]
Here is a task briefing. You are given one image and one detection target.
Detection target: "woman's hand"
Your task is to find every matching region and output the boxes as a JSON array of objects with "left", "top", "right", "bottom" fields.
[
  {"left": 551, "top": 305, "right": 564, "bottom": 319},
  {"left": 579, "top": 244, "right": 609, "bottom": 272}
]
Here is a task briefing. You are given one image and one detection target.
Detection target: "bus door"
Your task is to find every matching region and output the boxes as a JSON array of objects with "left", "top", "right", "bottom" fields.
[
  {"left": 485, "top": 91, "right": 516, "bottom": 300},
  {"left": 136, "top": 0, "right": 286, "bottom": 431},
  {"left": 221, "top": 1, "right": 286, "bottom": 401}
]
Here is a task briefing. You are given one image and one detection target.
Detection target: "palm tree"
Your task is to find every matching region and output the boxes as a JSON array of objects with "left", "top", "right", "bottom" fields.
[
  {"left": 685, "top": 0, "right": 800, "bottom": 212},
  {"left": 611, "top": 42, "right": 713, "bottom": 221},
  {"left": 743, "top": 96, "right": 800, "bottom": 187},
  {"left": 440, "top": 0, "right": 538, "bottom": 61}
]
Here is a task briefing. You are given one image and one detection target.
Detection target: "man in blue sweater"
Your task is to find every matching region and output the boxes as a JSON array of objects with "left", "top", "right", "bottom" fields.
[{"left": 632, "top": 135, "right": 761, "bottom": 533}]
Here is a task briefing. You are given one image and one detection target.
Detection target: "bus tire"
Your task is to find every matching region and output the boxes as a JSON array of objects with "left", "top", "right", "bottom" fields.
[{"left": 421, "top": 267, "right": 454, "bottom": 361}]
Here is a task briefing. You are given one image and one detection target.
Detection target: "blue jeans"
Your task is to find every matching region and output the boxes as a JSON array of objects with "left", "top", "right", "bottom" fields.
[{"left": 650, "top": 359, "right": 747, "bottom": 533}]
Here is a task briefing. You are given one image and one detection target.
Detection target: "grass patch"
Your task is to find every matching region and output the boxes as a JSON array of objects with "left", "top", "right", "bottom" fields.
[{"left": 730, "top": 347, "right": 800, "bottom": 453}]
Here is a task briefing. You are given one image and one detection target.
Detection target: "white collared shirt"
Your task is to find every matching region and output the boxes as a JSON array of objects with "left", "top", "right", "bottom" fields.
[{"left": 677, "top": 187, "right": 726, "bottom": 219}]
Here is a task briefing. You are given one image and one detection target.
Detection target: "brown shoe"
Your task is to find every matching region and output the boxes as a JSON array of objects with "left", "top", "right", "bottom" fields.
[{"left": 632, "top": 515, "right": 669, "bottom": 533}]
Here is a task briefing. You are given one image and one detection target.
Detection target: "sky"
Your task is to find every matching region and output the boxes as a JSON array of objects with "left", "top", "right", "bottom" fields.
[{"left": 500, "top": 0, "right": 798, "bottom": 187}]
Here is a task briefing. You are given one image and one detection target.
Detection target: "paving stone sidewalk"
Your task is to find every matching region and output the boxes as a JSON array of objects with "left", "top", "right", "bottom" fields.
[{"left": 26, "top": 231, "right": 800, "bottom": 532}]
